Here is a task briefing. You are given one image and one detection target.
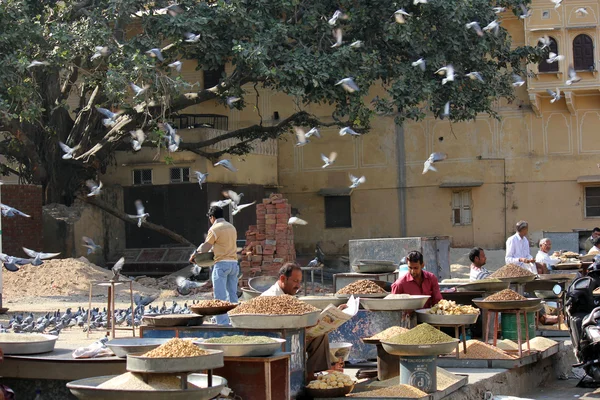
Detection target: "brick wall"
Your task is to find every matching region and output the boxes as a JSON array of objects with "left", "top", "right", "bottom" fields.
[{"left": 1, "top": 185, "right": 43, "bottom": 258}]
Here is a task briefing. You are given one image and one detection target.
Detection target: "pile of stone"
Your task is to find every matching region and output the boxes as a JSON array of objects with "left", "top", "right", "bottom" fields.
[{"left": 240, "top": 193, "right": 296, "bottom": 277}]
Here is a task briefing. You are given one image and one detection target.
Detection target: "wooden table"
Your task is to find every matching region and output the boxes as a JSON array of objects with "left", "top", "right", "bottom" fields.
[
  {"left": 483, "top": 309, "right": 532, "bottom": 358},
  {"left": 431, "top": 323, "right": 468, "bottom": 356}
]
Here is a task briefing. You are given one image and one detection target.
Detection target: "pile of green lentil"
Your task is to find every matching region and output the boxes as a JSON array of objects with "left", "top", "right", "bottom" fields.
[
  {"left": 387, "top": 323, "right": 453, "bottom": 345},
  {"left": 204, "top": 335, "right": 276, "bottom": 344}
]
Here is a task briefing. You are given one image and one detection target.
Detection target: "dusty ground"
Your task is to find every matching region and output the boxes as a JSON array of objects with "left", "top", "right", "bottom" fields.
[{"left": 449, "top": 248, "right": 507, "bottom": 281}]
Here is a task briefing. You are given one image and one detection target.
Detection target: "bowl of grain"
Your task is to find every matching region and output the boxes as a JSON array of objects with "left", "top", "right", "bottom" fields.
[
  {"left": 381, "top": 323, "right": 459, "bottom": 356},
  {"left": 335, "top": 280, "right": 389, "bottom": 298},
  {"left": 195, "top": 336, "right": 285, "bottom": 357},
  {"left": 473, "top": 289, "right": 542, "bottom": 311},
  {"left": 362, "top": 326, "right": 409, "bottom": 344},
  {"left": 228, "top": 295, "right": 321, "bottom": 329},
  {"left": 190, "top": 299, "right": 238, "bottom": 316},
  {"left": 306, "top": 371, "right": 355, "bottom": 398},
  {"left": 489, "top": 264, "right": 536, "bottom": 283}
]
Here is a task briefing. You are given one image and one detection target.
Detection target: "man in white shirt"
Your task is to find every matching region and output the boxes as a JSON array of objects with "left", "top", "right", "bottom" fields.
[
  {"left": 535, "top": 238, "right": 558, "bottom": 273},
  {"left": 588, "top": 236, "right": 600, "bottom": 254},
  {"left": 469, "top": 247, "right": 491, "bottom": 281},
  {"left": 505, "top": 220, "right": 537, "bottom": 274}
]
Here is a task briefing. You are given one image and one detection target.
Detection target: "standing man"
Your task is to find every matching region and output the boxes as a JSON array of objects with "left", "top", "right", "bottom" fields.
[
  {"left": 585, "top": 228, "right": 600, "bottom": 253},
  {"left": 391, "top": 251, "right": 442, "bottom": 309},
  {"left": 190, "top": 206, "right": 238, "bottom": 325},
  {"left": 535, "top": 238, "right": 558, "bottom": 272},
  {"left": 505, "top": 220, "right": 537, "bottom": 274},
  {"left": 469, "top": 247, "right": 491, "bottom": 281}
]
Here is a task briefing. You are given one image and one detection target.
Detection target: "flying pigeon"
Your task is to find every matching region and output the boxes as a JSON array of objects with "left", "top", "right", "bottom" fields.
[
  {"left": 59, "top": 142, "right": 80, "bottom": 159},
  {"left": 576, "top": 7, "right": 588, "bottom": 16},
  {"left": 465, "top": 22, "right": 483, "bottom": 37},
  {"left": 328, "top": 10, "right": 348, "bottom": 26},
  {"left": 466, "top": 72, "right": 484, "bottom": 82},
  {"left": 492, "top": 7, "right": 506, "bottom": 13},
  {"left": 134, "top": 293, "right": 158, "bottom": 307},
  {"left": 412, "top": 58, "right": 426, "bottom": 71},
  {"left": 550, "top": 0, "right": 562, "bottom": 9},
  {"left": 435, "top": 65, "right": 454, "bottom": 84},
  {"left": 321, "top": 152, "right": 337, "bottom": 168},
  {"left": 127, "top": 200, "right": 149, "bottom": 227},
  {"left": 90, "top": 46, "right": 110, "bottom": 61},
  {"left": 232, "top": 201, "right": 256, "bottom": 216},
  {"left": 335, "top": 77, "right": 359, "bottom": 93},
  {"left": 22, "top": 247, "right": 61, "bottom": 266},
  {"left": 547, "top": 88, "right": 561, "bottom": 103},
  {"left": 441, "top": 102, "right": 450, "bottom": 120},
  {"left": 175, "top": 276, "right": 206, "bottom": 295},
  {"left": 223, "top": 190, "right": 243, "bottom": 208},
  {"left": 214, "top": 159, "right": 238, "bottom": 172},
  {"left": 226, "top": 97, "right": 241, "bottom": 108},
  {"left": 86, "top": 180, "right": 103, "bottom": 197},
  {"left": 512, "top": 74, "right": 525, "bottom": 87},
  {"left": 482, "top": 20, "right": 499, "bottom": 36},
  {"left": 130, "top": 129, "right": 145, "bottom": 151},
  {"left": 27, "top": 61, "right": 49, "bottom": 69},
  {"left": 393, "top": 9, "right": 411, "bottom": 24},
  {"left": 518, "top": 4, "right": 532, "bottom": 19},
  {"left": 288, "top": 216, "right": 308, "bottom": 225},
  {"left": 546, "top": 52, "right": 564, "bottom": 64},
  {"left": 350, "top": 41, "right": 363, "bottom": 48},
  {"left": 538, "top": 35, "right": 551, "bottom": 49},
  {"left": 194, "top": 171, "right": 208, "bottom": 188},
  {"left": 96, "top": 107, "right": 121, "bottom": 127},
  {"left": 163, "top": 123, "right": 180, "bottom": 152},
  {"left": 566, "top": 65, "right": 581, "bottom": 85},
  {"left": 210, "top": 199, "right": 232, "bottom": 208},
  {"left": 339, "top": 127, "right": 360, "bottom": 136},
  {"left": 349, "top": 174, "right": 366, "bottom": 188},
  {"left": 183, "top": 32, "right": 201, "bottom": 43},
  {"left": 168, "top": 61, "right": 183, "bottom": 72},
  {"left": 331, "top": 28, "right": 343, "bottom": 48},
  {"left": 0, "top": 204, "right": 30, "bottom": 218},
  {"left": 413, "top": 0, "right": 427, "bottom": 4},
  {"left": 145, "top": 48, "right": 164, "bottom": 62},
  {"left": 111, "top": 257, "right": 125, "bottom": 281},
  {"left": 82, "top": 237, "right": 102, "bottom": 255},
  {"left": 165, "top": 4, "right": 184, "bottom": 16},
  {"left": 423, "top": 152, "right": 447, "bottom": 174},
  {"left": 130, "top": 83, "right": 149, "bottom": 98},
  {"left": 294, "top": 127, "right": 310, "bottom": 147},
  {"left": 191, "top": 264, "right": 202, "bottom": 276},
  {"left": 305, "top": 127, "right": 320, "bottom": 138},
  {"left": 0, "top": 253, "right": 30, "bottom": 272}
]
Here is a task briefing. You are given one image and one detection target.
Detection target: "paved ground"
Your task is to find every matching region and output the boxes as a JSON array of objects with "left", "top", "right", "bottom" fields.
[{"left": 521, "top": 378, "right": 599, "bottom": 399}]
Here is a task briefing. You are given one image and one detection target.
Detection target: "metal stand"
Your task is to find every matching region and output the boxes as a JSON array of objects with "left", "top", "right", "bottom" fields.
[
  {"left": 301, "top": 265, "right": 324, "bottom": 295},
  {"left": 432, "top": 323, "right": 467, "bottom": 357},
  {"left": 87, "top": 280, "right": 135, "bottom": 338},
  {"left": 483, "top": 309, "right": 531, "bottom": 358}
]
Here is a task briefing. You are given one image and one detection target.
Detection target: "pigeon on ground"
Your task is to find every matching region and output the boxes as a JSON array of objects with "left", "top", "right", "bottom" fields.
[
  {"left": 111, "top": 257, "right": 125, "bottom": 281},
  {"left": 82, "top": 237, "right": 102, "bottom": 255},
  {"left": 214, "top": 159, "right": 238, "bottom": 172},
  {"left": 321, "top": 152, "right": 337, "bottom": 168},
  {"left": 335, "top": 78, "right": 359, "bottom": 93},
  {"left": 59, "top": 142, "right": 80, "bottom": 159},
  {"left": 128, "top": 200, "right": 149, "bottom": 227},
  {"left": 0, "top": 204, "right": 30, "bottom": 218},
  {"left": 86, "top": 180, "right": 103, "bottom": 197},
  {"left": 168, "top": 61, "right": 183, "bottom": 72},
  {"left": 194, "top": 171, "right": 208, "bottom": 188},
  {"left": 349, "top": 174, "right": 366, "bottom": 189},
  {"left": 130, "top": 129, "right": 145, "bottom": 152},
  {"left": 0, "top": 253, "right": 31, "bottom": 272},
  {"left": 566, "top": 65, "right": 581, "bottom": 85},
  {"left": 423, "top": 152, "right": 448, "bottom": 174},
  {"left": 288, "top": 217, "right": 308, "bottom": 225}
]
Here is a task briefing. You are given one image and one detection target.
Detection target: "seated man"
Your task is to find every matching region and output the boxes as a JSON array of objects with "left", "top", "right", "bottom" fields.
[
  {"left": 535, "top": 238, "right": 558, "bottom": 272},
  {"left": 588, "top": 236, "right": 600, "bottom": 255},
  {"left": 585, "top": 227, "right": 600, "bottom": 253},
  {"left": 391, "top": 250, "right": 442, "bottom": 309},
  {"left": 469, "top": 247, "right": 491, "bottom": 281},
  {"left": 262, "top": 263, "right": 345, "bottom": 378}
]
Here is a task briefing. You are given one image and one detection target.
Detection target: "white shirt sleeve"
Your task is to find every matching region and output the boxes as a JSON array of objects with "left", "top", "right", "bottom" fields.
[{"left": 505, "top": 235, "right": 521, "bottom": 265}]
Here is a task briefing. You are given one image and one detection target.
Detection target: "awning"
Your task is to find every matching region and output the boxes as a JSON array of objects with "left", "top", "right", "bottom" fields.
[
  {"left": 317, "top": 187, "right": 353, "bottom": 196},
  {"left": 439, "top": 181, "right": 483, "bottom": 188},
  {"left": 577, "top": 175, "right": 600, "bottom": 184}
]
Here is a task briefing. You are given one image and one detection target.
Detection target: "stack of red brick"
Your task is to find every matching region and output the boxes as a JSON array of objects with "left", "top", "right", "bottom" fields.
[{"left": 240, "top": 193, "right": 296, "bottom": 277}]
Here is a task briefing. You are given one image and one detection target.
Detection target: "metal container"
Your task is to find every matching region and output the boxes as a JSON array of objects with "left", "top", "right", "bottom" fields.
[
  {"left": 360, "top": 296, "right": 430, "bottom": 311},
  {"left": 193, "top": 252, "right": 215, "bottom": 267},
  {"left": 496, "top": 275, "right": 536, "bottom": 284},
  {"left": 196, "top": 338, "right": 285, "bottom": 357},
  {"left": 106, "top": 338, "right": 168, "bottom": 358},
  {"left": 472, "top": 298, "right": 542, "bottom": 311},
  {"left": 399, "top": 355, "right": 437, "bottom": 394},
  {"left": 554, "top": 263, "right": 581, "bottom": 270},
  {"left": 352, "top": 260, "right": 398, "bottom": 274},
  {"left": 538, "top": 273, "right": 577, "bottom": 281},
  {"left": 248, "top": 276, "right": 277, "bottom": 292},
  {"left": 229, "top": 311, "right": 320, "bottom": 329},
  {"left": 336, "top": 292, "right": 388, "bottom": 299},
  {"left": 534, "top": 290, "right": 561, "bottom": 300},
  {"left": 415, "top": 309, "right": 479, "bottom": 325},
  {"left": 142, "top": 315, "right": 203, "bottom": 327},
  {"left": 381, "top": 340, "right": 459, "bottom": 356},
  {"left": 299, "top": 296, "right": 345, "bottom": 310},
  {"left": 0, "top": 334, "right": 58, "bottom": 355},
  {"left": 190, "top": 304, "right": 237, "bottom": 316},
  {"left": 329, "top": 342, "right": 353, "bottom": 362},
  {"left": 241, "top": 287, "right": 261, "bottom": 301},
  {"left": 127, "top": 349, "right": 224, "bottom": 373},
  {"left": 456, "top": 281, "right": 509, "bottom": 292},
  {"left": 67, "top": 374, "right": 226, "bottom": 400}
]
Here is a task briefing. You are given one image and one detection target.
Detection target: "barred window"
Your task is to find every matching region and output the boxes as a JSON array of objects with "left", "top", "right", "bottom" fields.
[
  {"left": 133, "top": 169, "right": 152, "bottom": 185},
  {"left": 538, "top": 37, "right": 559, "bottom": 73},
  {"left": 170, "top": 167, "right": 190, "bottom": 183},
  {"left": 585, "top": 187, "right": 600, "bottom": 217}
]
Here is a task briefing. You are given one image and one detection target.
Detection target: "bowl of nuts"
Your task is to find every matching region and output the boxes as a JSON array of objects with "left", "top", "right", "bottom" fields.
[
  {"left": 306, "top": 371, "right": 355, "bottom": 398},
  {"left": 190, "top": 299, "right": 238, "bottom": 316},
  {"left": 228, "top": 295, "right": 321, "bottom": 329}
]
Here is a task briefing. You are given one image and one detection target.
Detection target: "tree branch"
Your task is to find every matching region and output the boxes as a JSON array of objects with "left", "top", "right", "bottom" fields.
[{"left": 59, "top": 57, "right": 81, "bottom": 102}]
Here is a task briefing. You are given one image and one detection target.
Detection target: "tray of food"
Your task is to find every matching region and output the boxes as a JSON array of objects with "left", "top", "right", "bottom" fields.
[
  {"left": 196, "top": 336, "right": 285, "bottom": 357},
  {"left": 142, "top": 314, "right": 204, "bottom": 327},
  {"left": 416, "top": 300, "right": 480, "bottom": 325},
  {"left": 360, "top": 295, "right": 430, "bottom": 311},
  {"left": 228, "top": 295, "right": 321, "bottom": 329},
  {"left": 352, "top": 260, "right": 398, "bottom": 274},
  {"left": 106, "top": 338, "right": 169, "bottom": 358},
  {"left": 126, "top": 339, "right": 223, "bottom": 373},
  {"left": 553, "top": 263, "right": 581, "bottom": 270},
  {"left": 0, "top": 333, "right": 58, "bottom": 355},
  {"left": 473, "top": 289, "right": 542, "bottom": 311},
  {"left": 306, "top": 372, "right": 355, "bottom": 397},
  {"left": 538, "top": 273, "right": 577, "bottom": 281},
  {"left": 456, "top": 279, "right": 509, "bottom": 293},
  {"left": 190, "top": 300, "right": 238, "bottom": 316},
  {"left": 298, "top": 295, "right": 346, "bottom": 310},
  {"left": 490, "top": 264, "right": 536, "bottom": 283},
  {"left": 336, "top": 280, "right": 389, "bottom": 298},
  {"left": 380, "top": 323, "right": 459, "bottom": 356},
  {"left": 67, "top": 373, "right": 226, "bottom": 400},
  {"left": 192, "top": 252, "right": 215, "bottom": 267}
]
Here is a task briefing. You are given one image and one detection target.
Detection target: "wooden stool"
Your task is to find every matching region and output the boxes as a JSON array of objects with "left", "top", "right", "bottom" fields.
[
  {"left": 432, "top": 323, "right": 468, "bottom": 357},
  {"left": 483, "top": 309, "right": 531, "bottom": 358},
  {"left": 87, "top": 280, "right": 135, "bottom": 338}
]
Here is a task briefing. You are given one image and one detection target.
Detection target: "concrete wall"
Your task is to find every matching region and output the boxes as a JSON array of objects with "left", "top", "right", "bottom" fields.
[{"left": 1, "top": 184, "right": 43, "bottom": 258}]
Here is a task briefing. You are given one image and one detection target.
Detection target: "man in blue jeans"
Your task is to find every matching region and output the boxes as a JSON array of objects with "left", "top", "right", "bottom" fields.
[{"left": 190, "top": 206, "right": 238, "bottom": 325}]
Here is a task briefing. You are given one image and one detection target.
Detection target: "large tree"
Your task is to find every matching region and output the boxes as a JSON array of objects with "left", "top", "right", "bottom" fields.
[{"left": 0, "top": 0, "right": 543, "bottom": 205}]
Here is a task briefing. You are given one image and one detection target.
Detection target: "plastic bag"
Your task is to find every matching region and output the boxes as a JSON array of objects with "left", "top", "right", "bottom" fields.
[{"left": 72, "top": 337, "right": 114, "bottom": 359}]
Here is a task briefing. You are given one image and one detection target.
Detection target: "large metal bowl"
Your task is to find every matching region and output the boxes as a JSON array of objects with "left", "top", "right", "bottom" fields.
[
  {"left": 352, "top": 260, "right": 398, "bottom": 274},
  {"left": 495, "top": 275, "right": 536, "bottom": 284},
  {"left": 127, "top": 349, "right": 224, "bottom": 373},
  {"left": 106, "top": 338, "right": 169, "bottom": 358},
  {"left": 248, "top": 276, "right": 278, "bottom": 292},
  {"left": 190, "top": 304, "right": 237, "bottom": 316},
  {"left": 534, "top": 290, "right": 562, "bottom": 299},
  {"left": 299, "top": 296, "right": 346, "bottom": 310},
  {"left": 195, "top": 338, "right": 285, "bottom": 357},
  {"left": 456, "top": 281, "right": 509, "bottom": 292},
  {"left": 0, "top": 334, "right": 58, "bottom": 355},
  {"left": 193, "top": 252, "right": 215, "bottom": 267},
  {"left": 67, "top": 374, "right": 226, "bottom": 400},
  {"left": 360, "top": 296, "right": 430, "bottom": 311},
  {"left": 142, "top": 314, "right": 204, "bottom": 327},
  {"left": 229, "top": 310, "right": 320, "bottom": 329},
  {"left": 336, "top": 292, "right": 388, "bottom": 299},
  {"left": 415, "top": 309, "right": 479, "bottom": 325},
  {"left": 241, "top": 287, "right": 261, "bottom": 301},
  {"left": 380, "top": 339, "right": 459, "bottom": 356},
  {"left": 472, "top": 298, "right": 542, "bottom": 311}
]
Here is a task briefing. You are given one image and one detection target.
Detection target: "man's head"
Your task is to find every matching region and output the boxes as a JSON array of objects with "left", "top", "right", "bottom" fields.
[
  {"left": 539, "top": 238, "right": 552, "bottom": 253},
  {"left": 468, "top": 247, "right": 486, "bottom": 267},
  {"left": 277, "top": 262, "right": 303, "bottom": 295},
  {"left": 592, "top": 236, "right": 600, "bottom": 247},
  {"left": 207, "top": 206, "right": 224, "bottom": 225},
  {"left": 516, "top": 220, "right": 528, "bottom": 237},
  {"left": 406, "top": 250, "right": 425, "bottom": 280},
  {"left": 592, "top": 227, "right": 600, "bottom": 240}
]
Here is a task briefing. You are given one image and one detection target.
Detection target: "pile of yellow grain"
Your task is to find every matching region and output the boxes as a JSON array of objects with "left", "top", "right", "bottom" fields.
[
  {"left": 98, "top": 372, "right": 198, "bottom": 390},
  {"left": 347, "top": 384, "right": 427, "bottom": 398},
  {"left": 453, "top": 340, "right": 514, "bottom": 360},
  {"left": 521, "top": 337, "right": 557, "bottom": 351},
  {"left": 367, "top": 326, "right": 408, "bottom": 341}
]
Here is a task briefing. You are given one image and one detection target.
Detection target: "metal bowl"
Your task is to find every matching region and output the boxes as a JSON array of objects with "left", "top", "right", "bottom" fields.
[
  {"left": 248, "top": 276, "right": 278, "bottom": 293},
  {"left": 472, "top": 298, "right": 542, "bottom": 311},
  {"left": 538, "top": 273, "right": 577, "bottom": 281},
  {"left": 495, "top": 275, "right": 536, "bottom": 284},
  {"left": 106, "top": 338, "right": 169, "bottom": 358},
  {"left": 0, "top": 334, "right": 58, "bottom": 355},
  {"left": 456, "top": 281, "right": 509, "bottom": 292},
  {"left": 360, "top": 296, "right": 430, "bottom": 311},
  {"left": 229, "top": 311, "right": 320, "bottom": 329},
  {"left": 142, "top": 314, "right": 204, "bottom": 327},
  {"left": 190, "top": 304, "right": 237, "bottom": 316},
  {"left": 67, "top": 374, "right": 226, "bottom": 400},
  {"left": 380, "top": 339, "right": 459, "bottom": 356},
  {"left": 352, "top": 260, "right": 398, "bottom": 274},
  {"left": 336, "top": 292, "right": 388, "bottom": 299},
  {"left": 127, "top": 349, "right": 224, "bottom": 373},
  {"left": 241, "top": 287, "right": 261, "bottom": 301},
  {"left": 193, "top": 252, "right": 215, "bottom": 267},
  {"left": 534, "top": 290, "right": 561, "bottom": 300},
  {"left": 329, "top": 342, "right": 353, "bottom": 362},
  {"left": 196, "top": 338, "right": 285, "bottom": 357},
  {"left": 299, "top": 296, "right": 346, "bottom": 310},
  {"left": 415, "top": 309, "right": 479, "bottom": 325}
]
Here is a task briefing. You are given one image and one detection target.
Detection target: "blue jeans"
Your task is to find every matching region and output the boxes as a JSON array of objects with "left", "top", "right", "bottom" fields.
[{"left": 212, "top": 261, "right": 239, "bottom": 325}]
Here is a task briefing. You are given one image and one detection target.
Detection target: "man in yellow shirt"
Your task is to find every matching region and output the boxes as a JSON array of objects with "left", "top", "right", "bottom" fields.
[{"left": 190, "top": 206, "right": 238, "bottom": 325}]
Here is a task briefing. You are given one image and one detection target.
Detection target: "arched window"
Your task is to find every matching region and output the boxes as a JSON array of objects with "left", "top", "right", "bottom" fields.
[
  {"left": 539, "top": 37, "right": 559, "bottom": 73},
  {"left": 573, "top": 34, "right": 595, "bottom": 71}
]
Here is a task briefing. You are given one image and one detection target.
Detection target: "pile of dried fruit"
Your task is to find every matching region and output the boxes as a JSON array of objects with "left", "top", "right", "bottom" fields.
[
  {"left": 337, "top": 280, "right": 387, "bottom": 295},
  {"left": 367, "top": 326, "right": 408, "bottom": 341},
  {"left": 347, "top": 384, "right": 427, "bottom": 398},
  {"left": 307, "top": 371, "right": 354, "bottom": 389},
  {"left": 193, "top": 299, "right": 235, "bottom": 307},
  {"left": 428, "top": 299, "right": 479, "bottom": 315},
  {"left": 387, "top": 323, "right": 453, "bottom": 345},
  {"left": 485, "top": 289, "right": 526, "bottom": 301},
  {"left": 228, "top": 295, "right": 319, "bottom": 315},
  {"left": 142, "top": 338, "right": 208, "bottom": 358},
  {"left": 490, "top": 264, "right": 535, "bottom": 279}
]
